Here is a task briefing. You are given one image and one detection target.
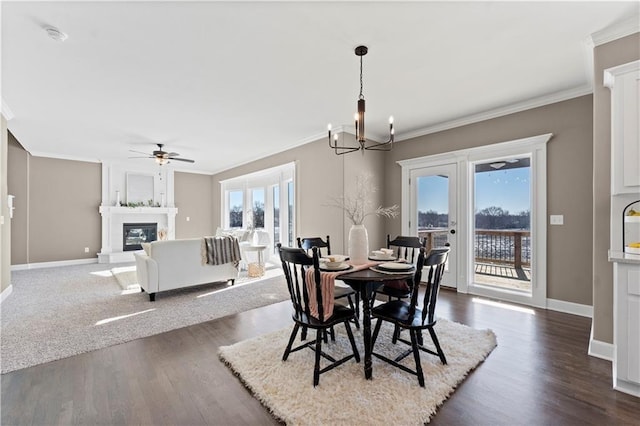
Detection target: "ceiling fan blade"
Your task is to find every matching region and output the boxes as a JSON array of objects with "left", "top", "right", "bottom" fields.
[
  {"left": 166, "top": 152, "right": 180, "bottom": 157},
  {"left": 168, "top": 157, "right": 195, "bottom": 163},
  {"left": 129, "top": 149, "right": 151, "bottom": 155},
  {"left": 128, "top": 156, "right": 153, "bottom": 159}
]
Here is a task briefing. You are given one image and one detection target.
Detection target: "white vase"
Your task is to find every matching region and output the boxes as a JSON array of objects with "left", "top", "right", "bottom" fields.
[{"left": 348, "top": 224, "right": 369, "bottom": 265}]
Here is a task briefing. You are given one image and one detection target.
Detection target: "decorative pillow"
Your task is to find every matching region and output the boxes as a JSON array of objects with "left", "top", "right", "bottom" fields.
[{"left": 141, "top": 243, "right": 151, "bottom": 255}]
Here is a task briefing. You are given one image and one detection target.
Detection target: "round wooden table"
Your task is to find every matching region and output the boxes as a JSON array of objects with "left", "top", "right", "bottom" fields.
[{"left": 337, "top": 267, "right": 414, "bottom": 380}]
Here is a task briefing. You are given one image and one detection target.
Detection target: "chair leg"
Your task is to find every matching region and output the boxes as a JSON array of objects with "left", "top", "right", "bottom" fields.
[
  {"left": 301, "top": 325, "right": 308, "bottom": 341},
  {"left": 410, "top": 329, "right": 425, "bottom": 387},
  {"left": 346, "top": 295, "right": 360, "bottom": 329},
  {"left": 313, "top": 329, "right": 323, "bottom": 387},
  {"left": 344, "top": 321, "right": 360, "bottom": 362},
  {"left": 283, "top": 324, "right": 300, "bottom": 361},
  {"left": 392, "top": 325, "right": 401, "bottom": 344},
  {"left": 427, "top": 327, "right": 447, "bottom": 365},
  {"left": 371, "top": 318, "right": 383, "bottom": 347},
  {"left": 329, "top": 326, "right": 335, "bottom": 341}
]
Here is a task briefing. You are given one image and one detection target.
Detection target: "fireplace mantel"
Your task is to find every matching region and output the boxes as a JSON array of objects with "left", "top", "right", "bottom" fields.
[{"left": 98, "top": 205, "right": 178, "bottom": 263}]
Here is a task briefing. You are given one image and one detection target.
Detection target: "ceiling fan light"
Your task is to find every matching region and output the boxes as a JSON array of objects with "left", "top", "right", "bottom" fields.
[{"left": 45, "top": 26, "right": 68, "bottom": 42}]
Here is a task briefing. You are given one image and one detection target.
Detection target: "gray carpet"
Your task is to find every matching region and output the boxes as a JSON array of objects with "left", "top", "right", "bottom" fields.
[{"left": 1, "top": 262, "right": 289, "bottom": 374}]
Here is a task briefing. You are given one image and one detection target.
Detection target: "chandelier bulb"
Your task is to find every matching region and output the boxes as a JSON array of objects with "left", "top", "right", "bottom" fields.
[{"left": 389, "top": 116, "right": 394, "bottom": 124}]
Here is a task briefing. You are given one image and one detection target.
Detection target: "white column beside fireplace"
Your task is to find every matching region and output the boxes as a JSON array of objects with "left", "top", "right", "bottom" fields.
[{"left": 98, "top": 206, "right": 178, "bottom": 263}]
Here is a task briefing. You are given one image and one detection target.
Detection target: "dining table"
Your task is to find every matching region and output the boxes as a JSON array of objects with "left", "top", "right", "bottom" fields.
[{"left": 336, "top": 266, "right": 414, "bottom": 380}]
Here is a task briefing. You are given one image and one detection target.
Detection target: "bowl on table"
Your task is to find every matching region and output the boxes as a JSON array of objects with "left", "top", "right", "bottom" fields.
[{"left": 324, "top": 255, "right": 347, "bottom": 268}]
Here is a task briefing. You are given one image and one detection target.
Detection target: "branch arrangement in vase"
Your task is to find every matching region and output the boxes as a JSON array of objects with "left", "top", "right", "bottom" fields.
[{"left": 326, "top": 173, "right": 399, "bottom": 224}]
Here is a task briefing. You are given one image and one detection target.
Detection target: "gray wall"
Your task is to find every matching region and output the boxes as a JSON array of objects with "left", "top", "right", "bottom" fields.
[
  {"left": 592, "top": 33, "right": 640, "bottom": 344},
  {"left": 211, "top": 138, "right": 391, "bottom": 255},
  {"left": 384, "top": 95, "right": 594, "bottom": 306},
  {"left": 1, "top": 115, "right": 10, "bottom": 293},
  {"left": 174, "top": 171, "right": 215, "bottom": 238},
  {"left": 8, "top": 135, "right": 28, "bottom": 264},
  {"left": 8, "top": 140, "right": 102, "bottom": 264}
]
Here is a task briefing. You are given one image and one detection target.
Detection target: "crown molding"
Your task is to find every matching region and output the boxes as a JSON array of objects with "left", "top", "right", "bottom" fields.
[
  {"left": 1, "top": 98, "right": 14, "bottom": 121},
  {"left": 590, "top": 15, "right": 640, "bottom": 47},
  {"left": 29, "top": 150, "right": 102, "bottom": 163},
  {"left": 397, "top": 85, "right": 592, "bottom": 142}
]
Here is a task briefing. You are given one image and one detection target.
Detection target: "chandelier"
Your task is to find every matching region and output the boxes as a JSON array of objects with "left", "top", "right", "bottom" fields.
[{"left": 328, "top": 45, "right": 394, "bottom": 155}]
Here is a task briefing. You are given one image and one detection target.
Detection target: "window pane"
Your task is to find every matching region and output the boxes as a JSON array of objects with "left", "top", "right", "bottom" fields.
[
  {"left": 252, "top": 188, "right": 265, "bottom": 229},
  {"left": 416, "top": 175, "right": 449, "bottom": 251},
  {"left": 473, "top": 157, "right": 531, "bottom": 293},
  {"left": 273, "top": 185, "right": 280, "bottom": 247},
  {"left": 288, "top": 181, "right": 294, "bottom": 246},
  {"left": 229, "top": 190, "right": 243, "bottom": 228}
]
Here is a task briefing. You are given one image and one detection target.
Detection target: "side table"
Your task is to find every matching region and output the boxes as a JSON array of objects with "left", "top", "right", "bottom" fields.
[{"left": 243, "top": 244, "right": 267, "bottom": 277}]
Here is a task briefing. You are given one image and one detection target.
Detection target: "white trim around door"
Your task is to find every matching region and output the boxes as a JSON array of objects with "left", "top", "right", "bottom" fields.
[{"left": 399, "top": 133, "right": 552, "bottom": 308}]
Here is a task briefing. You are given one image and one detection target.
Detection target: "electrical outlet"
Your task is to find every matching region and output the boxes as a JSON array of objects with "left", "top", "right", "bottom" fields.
[
  {"left": 84, "top": 247, "right": 90, "bottom": 253},
  {"left": 550, "top": 215, "right": 564, "bottom": 225}
]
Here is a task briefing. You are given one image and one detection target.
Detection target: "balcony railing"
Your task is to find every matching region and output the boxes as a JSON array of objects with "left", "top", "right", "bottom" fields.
[{"left": 418, "top": 228, "right": 531, "bottom": 270}]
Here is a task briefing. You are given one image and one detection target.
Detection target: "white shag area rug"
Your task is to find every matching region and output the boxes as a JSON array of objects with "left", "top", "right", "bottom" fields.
[
  {"left": 2, "top": 263, "right": 288, "bottom": 374},
  {"left": 219, "top": 319, "right": 497, "bottom": 425}
]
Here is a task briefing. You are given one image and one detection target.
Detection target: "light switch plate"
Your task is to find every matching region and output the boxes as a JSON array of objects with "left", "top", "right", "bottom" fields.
[{"left": 550, "top": 215, "right": 564, "bottom": 225}]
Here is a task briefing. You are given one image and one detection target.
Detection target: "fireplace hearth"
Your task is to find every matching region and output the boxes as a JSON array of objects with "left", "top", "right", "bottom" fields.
[{"left": 123, "top": 223, "right": 157, "bottom": 251}]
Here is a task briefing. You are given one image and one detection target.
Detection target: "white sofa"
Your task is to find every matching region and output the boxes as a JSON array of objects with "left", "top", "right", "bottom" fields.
[{"left": 134, "top": 238, "right": 239, "bottom": 301}]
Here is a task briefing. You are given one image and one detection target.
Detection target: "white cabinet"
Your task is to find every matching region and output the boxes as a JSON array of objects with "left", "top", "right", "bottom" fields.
[
  {"left": 611, "top": 255, "right": 640, "bottom": 397},
  {"left": 605, "top": 60, "right": 640, "bottom": 195}
]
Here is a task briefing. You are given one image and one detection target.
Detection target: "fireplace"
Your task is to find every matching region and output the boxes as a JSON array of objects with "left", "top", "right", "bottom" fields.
[{"left": 123, "top": 223, "right": 157, "bottom": 251}]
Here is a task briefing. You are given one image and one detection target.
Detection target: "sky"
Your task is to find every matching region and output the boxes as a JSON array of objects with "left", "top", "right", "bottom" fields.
[{"left": 418, "top": 167, "right": 531, "bottom": 214}]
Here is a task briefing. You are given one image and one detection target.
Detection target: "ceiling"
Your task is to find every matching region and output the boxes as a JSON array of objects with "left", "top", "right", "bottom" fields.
[{"left": 2, "top": 1, "right": 638, "bottom": 174}]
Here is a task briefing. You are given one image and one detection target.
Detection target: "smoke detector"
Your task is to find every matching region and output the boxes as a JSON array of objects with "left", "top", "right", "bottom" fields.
[{"left": 45, "top": 26, "right": 68, "bottom": 42}]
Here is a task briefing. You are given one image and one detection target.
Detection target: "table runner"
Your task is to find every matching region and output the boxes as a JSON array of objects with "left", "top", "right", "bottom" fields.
[{"left": 305, "top": 261, "right": 377, "bottom": 320}]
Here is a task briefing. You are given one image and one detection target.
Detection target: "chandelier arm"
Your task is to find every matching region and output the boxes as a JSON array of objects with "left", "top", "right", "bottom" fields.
[{"left": 334, "top": 146, "right": 362, "bottom": 155}]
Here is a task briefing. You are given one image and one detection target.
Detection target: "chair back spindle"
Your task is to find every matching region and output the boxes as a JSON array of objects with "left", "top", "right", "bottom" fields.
[
  {"left": 278, "top": 244, "right": 326, "bottom": 322},
  {"left": 408, "top": 247, "right": 449, "bottom": 325},
  {"left": 387, "top": 235, "right": 426, "bottom": 264}
]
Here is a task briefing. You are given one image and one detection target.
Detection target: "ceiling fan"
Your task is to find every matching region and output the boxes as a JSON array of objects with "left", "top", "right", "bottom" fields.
[{"left": 129, "top": 143, "right": 195, "bottom": 165}]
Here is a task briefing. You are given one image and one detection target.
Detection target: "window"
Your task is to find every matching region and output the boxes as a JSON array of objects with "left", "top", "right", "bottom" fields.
[
  {"left": 229, "top": 190, "right": 243, "bottom": 228},
  {"left": 221, "top": 162, "right": 296, "bottom": 260}
]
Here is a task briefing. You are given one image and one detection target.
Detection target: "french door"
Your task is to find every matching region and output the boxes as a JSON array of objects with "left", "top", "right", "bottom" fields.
[
  {"left": 408, "top": 163, "right": 457, "bottom": 288},
  {"left": 400, "top": 133, "right": 550, "bottom": 308}
]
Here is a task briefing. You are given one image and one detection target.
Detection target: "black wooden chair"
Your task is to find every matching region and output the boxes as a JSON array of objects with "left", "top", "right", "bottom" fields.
[
  {"left": 370, "top": 247, "right": 450, "bottom": 387},
  {"left": 278, "top": 243, "right": 360, "bottom": 387},
  {"left": 373, "top": 235, "right": 427, "bottom": 303},
  {"left": 297, "top": 236, "right": 360, "bottom": 328}
]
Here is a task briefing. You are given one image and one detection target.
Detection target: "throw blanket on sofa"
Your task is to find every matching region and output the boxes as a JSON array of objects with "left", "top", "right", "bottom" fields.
[{"left": 203, "top": 236, "right": 241, "bottom": 268}]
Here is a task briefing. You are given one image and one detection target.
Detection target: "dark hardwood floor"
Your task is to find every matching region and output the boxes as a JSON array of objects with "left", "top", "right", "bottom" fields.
[{"left": 2, "top": 289, "right": 639, "bottom": 425}]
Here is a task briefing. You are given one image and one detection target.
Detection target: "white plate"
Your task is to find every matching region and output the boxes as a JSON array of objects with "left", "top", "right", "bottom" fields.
[
  {"left": 625, "top": 246, "right": 640, "bottom": 255},
  {"left": 369, "top": 255, "right": 397, "bottom": 261},
  {"left": 378, "top": 262, "right": 414, "bottom": 271},
  {"left": 320, "top": 263, "right": 352, "bottom": 271},
  {"left": 370, "top": 267, "right": 414, "bottom": 275}
]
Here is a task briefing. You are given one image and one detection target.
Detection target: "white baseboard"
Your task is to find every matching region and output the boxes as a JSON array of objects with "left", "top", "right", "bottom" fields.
[
  {"left": 0, "top": 284, "right": 13, "bottom": 303},
  {"left": 11, "top": 257, "right": 98, "bottom": 271},
  {"left": 546, "top": 298, "right": 593, "bottom": 318},
  {"left": 588, "top": 325, "right": 614, "bottom": 361}
]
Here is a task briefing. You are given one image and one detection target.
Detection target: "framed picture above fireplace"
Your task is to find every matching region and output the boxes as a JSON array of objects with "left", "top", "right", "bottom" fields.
[{"left": 126, "top": 173, "right": 154, "bottom": 205}]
